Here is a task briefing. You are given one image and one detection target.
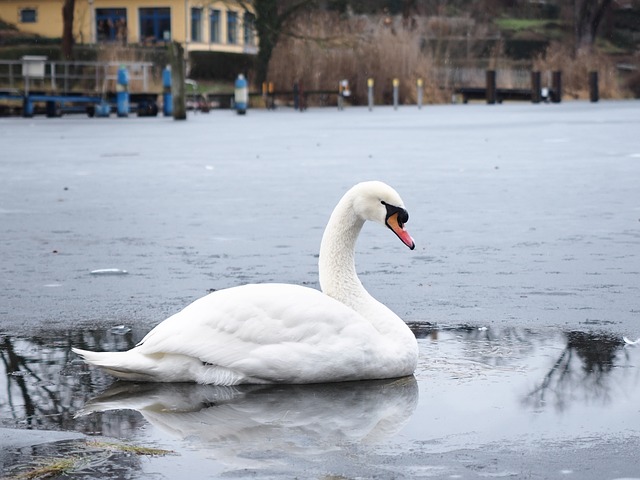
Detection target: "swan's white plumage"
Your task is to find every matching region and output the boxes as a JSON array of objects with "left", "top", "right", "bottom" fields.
[{"left": 73, "top": 181, "right": 418, "bottom": 385}]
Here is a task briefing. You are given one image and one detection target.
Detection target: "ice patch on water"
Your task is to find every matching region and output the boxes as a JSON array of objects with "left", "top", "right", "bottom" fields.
[
  {"left": 90, "top": 268, "right": 128, "bottom": 275},
  {"left": 110, "top": 325, "right": 131, "bottom": 335}
]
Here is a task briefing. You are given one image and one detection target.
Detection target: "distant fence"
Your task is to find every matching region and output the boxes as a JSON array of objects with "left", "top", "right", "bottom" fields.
[
  {"left": 0, "top": 60, "right": 604, "bottom": 117},
  {"left": 0, "top": 59, "right": 156, "bottom": 93},
  {"left": 250, "top": 69, "right": 602, "bottom": 109}
]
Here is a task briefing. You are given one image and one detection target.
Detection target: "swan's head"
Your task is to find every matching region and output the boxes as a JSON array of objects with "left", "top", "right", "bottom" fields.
[{"left": 351, "top": 181, "right": 415, "bottom": 250}]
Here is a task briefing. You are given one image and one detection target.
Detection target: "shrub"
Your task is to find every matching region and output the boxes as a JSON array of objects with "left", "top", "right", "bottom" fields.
[
  {"left": 624, "top": 71, "right": 640, "bottom": 98},
  {"left": 267, "top": 11, "right": 455, "bottom": 105}
]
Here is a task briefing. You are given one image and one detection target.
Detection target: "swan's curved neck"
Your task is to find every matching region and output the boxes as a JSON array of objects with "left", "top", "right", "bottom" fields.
[
  {"left": 318, "top": 194, "right": 367, "bottom": 308},
  {"left": 318, "top": 192, "right": 412, "bottom": 343},
  {"left": 317, "top": 185, "right": 418, "bottom": 365}
]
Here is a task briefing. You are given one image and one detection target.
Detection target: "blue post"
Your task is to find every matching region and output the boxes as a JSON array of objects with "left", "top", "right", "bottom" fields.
[
  {"left": 162, "top": 65, "right": 172, "bottom": 116},
  {"left": 22, "top": 96, "right": 33, "bottom": 117},
  {"left": 116, "top": 66, "right": 129, "bottom": 117},
  {"left": 234, "top": 74, "right": 248, "bottom": 115}
]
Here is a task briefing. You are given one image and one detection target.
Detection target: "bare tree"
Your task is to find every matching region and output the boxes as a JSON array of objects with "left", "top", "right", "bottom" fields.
[
  {"left": 573, "top": 0, "right": 613, "bottom": 53},
  {"left": 62, "top": 0, "right": 75, "bottom": 60},
  {"left": 239, "top": 0, "right": 317, "bottom": 87}
]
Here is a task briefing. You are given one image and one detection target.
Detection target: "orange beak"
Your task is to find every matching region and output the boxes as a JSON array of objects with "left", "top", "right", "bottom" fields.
[{"left": 386, "top": 212, "right": 415, "bottom": 250}]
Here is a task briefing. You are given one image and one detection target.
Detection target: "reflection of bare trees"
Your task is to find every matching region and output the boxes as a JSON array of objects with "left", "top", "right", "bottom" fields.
[
  {"left": 410, "top": 323, "right": 638, "bottom": 413},
  {"left": 523, "top": 331, "right": 632, "bottom": 412},
  {"left": 0, "top": 330, "right": 144, "bottom": 436}
]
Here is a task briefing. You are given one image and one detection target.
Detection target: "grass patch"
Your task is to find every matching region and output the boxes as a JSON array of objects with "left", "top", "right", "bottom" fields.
[
  {"left": 5, "top": 440, "right": 175, "bottom": 480},
  {"left": 184, "top": 79, "right": 234, "bottom": 95},
  {"left": 11, "top": 457, "right": 79, "bottom": 479},
  {"left": 495, "top": 17, "right": 552, "bottom": 32},
  {"left": 87, "top": 440, "right": 175, "bottom": 456}
]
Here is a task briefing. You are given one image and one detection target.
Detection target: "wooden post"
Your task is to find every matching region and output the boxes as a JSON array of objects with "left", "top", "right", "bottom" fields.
[
  {"left": 486, "top": 70, "right": 496, "bottom": 104},
  {"left": 268, "top": 82, "right": 275, "bottom": 109},
  {"left": 589, "top": 71, "right": 599, "bottom": 103},
  {"left": 169, "top": 42, "right": 186, "bottom": 120},
  {"left": 392, "top": 78, "right": 399, "bottom": 110},
  {"left": 531, "top": 71, "right": 541, "bottom": 104},
  {"left": 293, "top": 81, "right": 300, "bottom": 110},
  {"left": 298, "top": 80, "right": 305, "bottom": 111},
  {"left": 551, "top": 71, "right": 562, "bottom": 103}
]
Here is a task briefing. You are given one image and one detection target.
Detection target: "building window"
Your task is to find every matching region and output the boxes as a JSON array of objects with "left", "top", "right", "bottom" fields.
[
  {"left": 96, "top": 8, "right": 127, "bottom": 43},
  {"left": 139, "top": 7, "right": 171, "bottom": 44},
  {"left": 191, "top": 7, "right": 202, "bottom": 42},
  {"left": 209, "top": 9, "right": 220, "bottom": 43},
  {"left": 227, "top": 11, "right": 238, "bottom": 44},
  {"left": 243, "top": 12, "right": 255, "bottom": 46},
  {"left": 19, "top": 8, "right": 37, "bottom": 23}
]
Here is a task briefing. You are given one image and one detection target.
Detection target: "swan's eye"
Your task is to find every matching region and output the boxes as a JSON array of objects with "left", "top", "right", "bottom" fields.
[{"left": 382, "top": 201, "right": 409, "bottom": 226}]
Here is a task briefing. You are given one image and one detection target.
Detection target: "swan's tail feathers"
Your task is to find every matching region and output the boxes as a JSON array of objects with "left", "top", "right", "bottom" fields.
[{"left": 72, "top": 347, "right": 167, "bottom": 382}]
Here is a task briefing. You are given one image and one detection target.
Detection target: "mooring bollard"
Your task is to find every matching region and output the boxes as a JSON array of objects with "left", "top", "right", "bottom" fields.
[
  {"left": 162, "top": 65, "right": 172, "bottom": 116},
  {"left": 296, "top": 81, "right": 305, "bottom": 111},
  {"left": 116, "top": 65, "right": 129, "bottom": 117},
  {"left": 417, "top": 78, "right": 423, "bottom": 109},
  {"left": 262, "top": 82, "right": 274, "bottom": 110},
  {"left": 234, "top": 74, "right": 248, "bottom": 115},
  {"left": 368, "top": 78, "right": 374, "bottom": 111},
  {"left": 486, "top": 70, "right": 496, "bottom": 105},
  {"left": 338, "top": 79, "right": 350, "bottom": 111},
  {"left": 268, "top": 82, "right": 275, "bottom": 109},
  {"left": 22, "top": 97, "right": 34, "bottom": 118},
  {"left": 393, "top": 78, "right": 399, "bottom": 110},
  {"left": 169, "top": 42, "right": 186, "bottom": 120},
  {"left": 551, "top": 71, "right": 562, "bottom": 103},
  {"left": 589, "top": 71, "right": 599, "bottom": 103},
  {"left": 293, "top": 82, "right": 300, "bottom": 110},
  {"left": 531, "top": 71, "right": 541, "bottom": 104},
  {"left": 292, "top": 81, "right": 305, "bottom": 111}
]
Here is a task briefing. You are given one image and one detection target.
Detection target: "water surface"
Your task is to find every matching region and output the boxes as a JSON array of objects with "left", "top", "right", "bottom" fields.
[{"left": 1, "top": 325, "right": 638, "bottom": 479}]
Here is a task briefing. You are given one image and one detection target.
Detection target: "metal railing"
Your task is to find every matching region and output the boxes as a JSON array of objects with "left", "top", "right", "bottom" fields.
[{"left": 0, "top": 60, "right": 156, "bottom": 93}]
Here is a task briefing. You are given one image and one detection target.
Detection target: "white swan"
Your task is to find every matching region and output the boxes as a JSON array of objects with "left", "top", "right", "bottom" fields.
[{"left": 73, "top": 181, "right": 418, "bottom": 385}]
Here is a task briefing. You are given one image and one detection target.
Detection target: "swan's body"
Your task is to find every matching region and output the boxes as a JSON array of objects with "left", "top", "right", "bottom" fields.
[{"left": 73, "top": 181, "right": 418, "bottom": 385}]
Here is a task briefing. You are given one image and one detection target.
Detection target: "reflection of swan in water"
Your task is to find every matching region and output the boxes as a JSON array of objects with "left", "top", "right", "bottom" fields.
[{"left": 80, "top": 377, "right": 418, "bottom": 469}]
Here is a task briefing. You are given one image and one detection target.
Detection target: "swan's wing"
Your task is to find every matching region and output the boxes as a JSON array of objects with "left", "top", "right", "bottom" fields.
[{"left": 134, "top": 284, "right": 383, "bottom": 382}]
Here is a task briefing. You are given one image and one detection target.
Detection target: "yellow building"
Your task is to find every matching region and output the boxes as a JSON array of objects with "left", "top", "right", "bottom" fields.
[{"left": 0, "top": 0, "right": 257, "bottom": 54}]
